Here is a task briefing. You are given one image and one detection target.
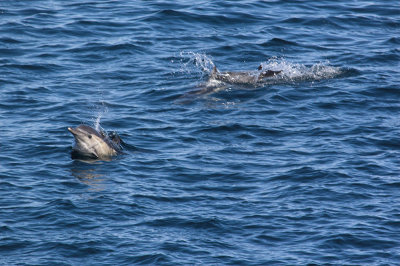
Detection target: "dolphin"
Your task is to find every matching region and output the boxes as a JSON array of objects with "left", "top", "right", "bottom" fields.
[
  {"left": 68, "top": 124, "right": 122, "bottom": 159},
  {"left": 209, "top": 64, "right": 281, "bottom": 85},
  {"left": 179, "top": 64, "right": 282, "bottom": 100}
]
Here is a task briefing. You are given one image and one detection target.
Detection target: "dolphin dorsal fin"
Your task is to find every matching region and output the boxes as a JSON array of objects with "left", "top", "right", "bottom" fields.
[{"left": 211, "top": 65, "right": 218, "bottom": 76}]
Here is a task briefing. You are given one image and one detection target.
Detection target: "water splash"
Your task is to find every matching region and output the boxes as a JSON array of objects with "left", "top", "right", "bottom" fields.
[
  {"left": 94, "top": 113, "right": 102, "bottom": 131},
  {"left": 91, "top": 101, "right": 108, "bottom": 132},
  {"left": 177, "top": 51, "right": 215, "bottom": 76},
  {"left": 260, "top": 57, "right": 342, "bottom": 83}
]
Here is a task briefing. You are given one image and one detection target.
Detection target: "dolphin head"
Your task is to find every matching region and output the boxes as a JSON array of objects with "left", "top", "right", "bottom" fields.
[{"left": 68, "top": 125, "right": 118, "bottom": 159}]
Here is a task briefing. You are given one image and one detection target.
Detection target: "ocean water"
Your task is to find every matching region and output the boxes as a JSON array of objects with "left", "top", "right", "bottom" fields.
[{"left": 1, "top": 0, "right": 400, "bottom": 264}]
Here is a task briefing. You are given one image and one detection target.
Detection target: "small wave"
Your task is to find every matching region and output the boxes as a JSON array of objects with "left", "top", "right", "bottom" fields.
[
  {"left": 260, "top": 38, "right": 299, "bottom": 47},
  {"left": 3, "top": 63, "right": 59, "bottom": 72},
  {"left": 0, "top": 37, "right": 24, "bottom": 44},
  {"left": 65, "top": 41, "right": 144, "bottom": 54},
  {"left": 385, "top": 37, "right": 400, "bottom": 45}
]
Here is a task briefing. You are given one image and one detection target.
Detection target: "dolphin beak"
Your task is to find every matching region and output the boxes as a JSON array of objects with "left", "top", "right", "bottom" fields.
[{"left": 68, "top": 127, "right": 77, "bottom": 135}]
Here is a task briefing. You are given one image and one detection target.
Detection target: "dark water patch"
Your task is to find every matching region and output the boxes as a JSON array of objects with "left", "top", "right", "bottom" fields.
[
  {"left": 160, "top": 241, "right": 210, "bottom": 255},
  {"left": 271, "top": 166, "right": 332, "bottom": 183},
  {"left": 385, "top": 37, "right": 400, "bottom": 45},
  {"left": 121, "top": 253, "right": 170, "bottom": 265},
  {"left": 7, "top": 7, "right": 58, "bottom": 16},
  {"left": 0, "top": 48, "right": 29, "bottom": 57},
  {"left": 348, "top": 4, "right": 400, "bottom": 17},
  {"left": 138, "top": 216, "right": 226, "bottom": 233},
  {"left": 283, "top": 16, "right": 345, "bottom": 30},
  {"left": 281, "top": 17, "right": 305, "bottom": 24},
  {"left": 73, "top": 19, "right": 127, "bottom": 28},
  {"left": 308, "top": 17, "right": 346, "bottom": 29},
  {"left": 320, "top": 233, "right": 397, "bottom": 250},
  {"left": 260, "top": 37, "right": 299, "bottom": 47},
  {"left": 133, "top": 193, "right": 217, "bottom": 204},
  {"left": 3, "top": 63, "right": 61, "bottom": 72},
  {"left": 375, "top": 139, "right": 400, "bottom": 150},
  {"left": 193, "top": 123, "right": 287, "bottom": 139},
  {"left": 0, "top": 37, "right": 24, "bottom": 44},
  {"left": 146, "top": 8, "right": 253, "bottom": 26},
  {"left": 0, "top": 238, "right": 33, "bottom": 252}
]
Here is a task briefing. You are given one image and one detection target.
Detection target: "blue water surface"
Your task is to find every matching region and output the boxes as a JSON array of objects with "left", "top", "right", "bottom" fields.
[{"left": 1, "top": 0, "right": 400, "bottom": 264}]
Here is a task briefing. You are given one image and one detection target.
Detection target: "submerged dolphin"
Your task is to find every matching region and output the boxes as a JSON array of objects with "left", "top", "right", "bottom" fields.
[
  {"left": 68, "top": 124, "right": 122, "bottom": 159},
  {"left": 210, "top": 64, "right": 281, "bottom": 85},
  {"left": 180, "top": 64, "right": 282, "bottom": 99}
]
